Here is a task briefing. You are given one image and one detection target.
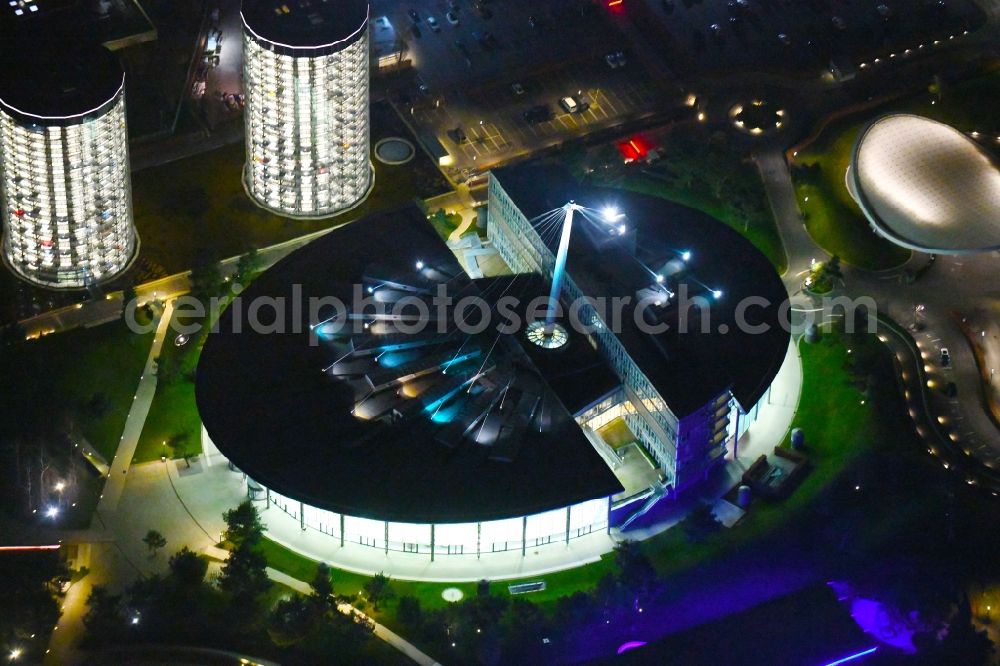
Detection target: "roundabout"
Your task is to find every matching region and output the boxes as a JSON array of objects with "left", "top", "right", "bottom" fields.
[{"left": 729, "top": 99, "right": 787, "bottom": 136}]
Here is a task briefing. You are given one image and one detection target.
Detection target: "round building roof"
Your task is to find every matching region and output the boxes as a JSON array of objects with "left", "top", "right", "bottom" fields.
[
  {"left": 197, "top": 174, "right": 790, "bottom": 525},
  {"left": 0, "top": 42, "right": 123, "bottom": 124},
  {"left": 241, "top": 0, "right": 369, "bottom": 54},
  {"left": 851, "top": 114, "right": 1000, "bottom": 254},
  {"left": 196, "top": 206, "right": 624, "bottom": 525}
]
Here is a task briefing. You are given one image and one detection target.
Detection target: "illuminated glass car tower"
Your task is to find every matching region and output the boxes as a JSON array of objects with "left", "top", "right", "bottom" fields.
[
  {"left": 241, "top": 0, "right": 373, "bottom": 219},
  {"left": 0, "top": 44, "right": 137, "bottom": 289}
]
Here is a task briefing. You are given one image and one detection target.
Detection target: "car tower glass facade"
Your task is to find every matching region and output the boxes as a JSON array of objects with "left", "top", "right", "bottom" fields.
[
  {"left": 0, "top": 70, "right": 136, "bottom": 289},
  {"left": 241, "top": 0, "right": 373, "bottom": 218}
]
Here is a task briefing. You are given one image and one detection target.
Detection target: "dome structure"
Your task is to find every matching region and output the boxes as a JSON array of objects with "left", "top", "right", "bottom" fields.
[{"left": 849, "top": 114, "right": 1000, "bottom": 254}]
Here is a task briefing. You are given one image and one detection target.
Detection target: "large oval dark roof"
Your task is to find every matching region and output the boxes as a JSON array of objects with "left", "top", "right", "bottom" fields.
[
  {"left": 0, "top": 42, "right": 123, "bottom": 124},
  {"left": 196, "top": 206, "right": 623, "bottom": 524},
  {"left": 241, "top": 0, "right": 369, "bottom": 53}
]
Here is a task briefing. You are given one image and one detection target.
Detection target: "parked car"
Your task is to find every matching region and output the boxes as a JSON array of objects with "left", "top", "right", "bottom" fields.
[
  {"left": 427, "top": 15, "right": 440, "bottom": 31},
  {"left": 559, "top": 96, "right": 579, "bottom": 113},
  {"left": 447, "top": 127, "right": 468, "bottom": 144},
  {"left": 446, "top": 10, "right": 459, "bottom": 26},
  {"left": 940, "top": 347, "right": 951, "bottom": 368},
  {"left": 511, "top": 82, "right": 525, "bottom": 95}
]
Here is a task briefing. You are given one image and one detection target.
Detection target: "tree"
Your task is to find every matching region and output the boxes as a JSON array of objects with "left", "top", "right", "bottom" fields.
[
  {"left": 188, "top": 251, "right": 224, "bottom": 303},
  {"left": 680, "top": 504, "right": 722, "bottom": 544},
  {"left": 363, "top": 572, "right": 394, "bottom": 611},
  {"left": 930, "top": 595, "right": 994, "bottom": 665},
  {"left": 613, "top": 540, "right": 659, "bottom": 607},
  {"left": 155, "top": 353, "right": 180, "bottom": 385},
  {"left": 168, "top": 547, "right": 207, "bottom": 587},
  {"left": 501, "top": 598, "right": 549, "bottom": 663},
  {"left": 172, "top": 436, "right": 196, "bottom": 469},
  {"left": 397, "top": 595, "right": 422, "bottom": 627},
  {"left": 219, "top": 540, "right": 271, "bottom": 609},
  {"left": 121, "top": 284, "right": 138, "bottom": 322},
  {"left": 0, "top": 550, "right": 66, "bottom": 660},
  {"left": 143, "top": 530, "right": 166, "bottom": 557},
  {"left": 232, "top": 247, "right": 263, "bottom": 287},
  {"left": 82, "top": 392, "right": 110, "bottom": 420},
  {"left": 222, "top": 500, "right": 266, "bottom": 547},
  {"left": 83, "top": 585, "right": 124, "bottom": 641},
  {"left": 309, "top": 563, "right": 334, "bottom": 611},
  {"left": 269, "top": 594, "right": 314, "bottom": 645}
]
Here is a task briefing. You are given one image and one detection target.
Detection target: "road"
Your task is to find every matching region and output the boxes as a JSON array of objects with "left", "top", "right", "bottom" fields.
[
  {"left": 42, "top": 297, "right": 440, "bottom": 666},
  {"left": 95, "top": 301, "right": 174, "bottom": 514},
  {"left": 756, "top": 146, "right": 1000, "bottom": 488},
  {"left": 18, "top": 224, "right": 340, "bottom": 338}
]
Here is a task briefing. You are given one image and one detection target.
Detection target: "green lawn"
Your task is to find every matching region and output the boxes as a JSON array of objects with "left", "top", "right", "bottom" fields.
[
  {"left": 134, "top": 303, "right": 211, "bottom": 463},
  {"left": 131, "top": 104, "right": 450, "bottom": 278},
  {"left": 427, "top": 209, "right": 465, "bottom": 240},
  {"left": 642, "top": 330, "right": 875, "bottom": 572},
  {"left": 792, "top": 127, "right": 910, "bottom": 270},
  {"left": 259, "top": 535, "right": 615, "bottom": 612},
  {"left": 0, "top": 320, "right": 154, "bottom": 528},
  {"left": 0, "top": 320, "right": 154, "bottom": 462},
  {"left": 791, "top": 68, "right": 1000, "bottom": 269},
  {"left": 134, "top": 380, "right": 201, "bottom": 463}
]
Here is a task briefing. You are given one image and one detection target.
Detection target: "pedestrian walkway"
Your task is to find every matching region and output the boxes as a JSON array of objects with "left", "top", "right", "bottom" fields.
[{"left": 96, "top": 302, "right": 174, "bottom": 515}]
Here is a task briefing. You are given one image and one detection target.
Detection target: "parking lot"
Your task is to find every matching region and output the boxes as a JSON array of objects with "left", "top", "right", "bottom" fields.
[
  {"left": 630, "top": 0, "right": 987, "bottom": 77},
  {"left": 377, "top": 0, "right": 679, "bottom": 176}
]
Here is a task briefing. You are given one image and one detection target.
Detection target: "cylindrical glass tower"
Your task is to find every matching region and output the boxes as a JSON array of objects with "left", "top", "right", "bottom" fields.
[
  {"left": 241, "top": 0, "right": 373, "bottom": 219},
  {"left": 0, "top": 45, "right": 137, "bottom": 289}
]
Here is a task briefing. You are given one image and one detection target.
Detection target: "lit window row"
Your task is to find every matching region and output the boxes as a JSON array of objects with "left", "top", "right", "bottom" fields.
[{"left": 0, "top": 93, "right": 137, "bottom": 288}]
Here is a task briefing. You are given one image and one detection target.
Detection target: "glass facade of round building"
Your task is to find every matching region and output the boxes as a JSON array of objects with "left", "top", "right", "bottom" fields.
[
  {"left": 242, "top": 22, "right": 372, "bottom": 218},
  {"left": 0, "top": 90, "right": 136, "bottom": 289}
]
